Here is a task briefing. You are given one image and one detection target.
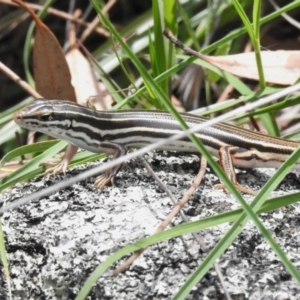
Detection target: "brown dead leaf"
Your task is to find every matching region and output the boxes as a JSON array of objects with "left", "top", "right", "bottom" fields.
[
  {"left": 66, "top": 9, "right": 112, "bottom": 110},
  {"left": 13, "top": 0, "right": 76, "bottom": 101},
  {"left": 66, "top": 48, "right": 102, "bottom": 106},
  {"left": 202, "top": 51, "right": 300, "bottom": 86}
]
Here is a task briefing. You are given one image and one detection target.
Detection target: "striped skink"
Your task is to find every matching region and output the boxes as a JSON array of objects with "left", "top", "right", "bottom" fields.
[{"left": 13, "top": 99, "right": 300, "bottom": 194}]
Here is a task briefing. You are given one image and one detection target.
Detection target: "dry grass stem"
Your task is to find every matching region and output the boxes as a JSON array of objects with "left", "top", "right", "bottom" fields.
[{"left": 113, "top": 156, "right": 208, "bottom": 275}]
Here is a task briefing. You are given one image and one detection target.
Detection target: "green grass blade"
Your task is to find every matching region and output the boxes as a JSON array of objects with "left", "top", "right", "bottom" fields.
[
  {"left": 230, "top": 1, "right": 278, "bottom": 136},
  {"left": 203, "top": 1, "right": 300, "bottom": 54},
  {"left": 0, "top": 140, "right": 59, "bottom": 169},
  {"left": 0, "top": 140, "right": 67, "bottom": 192},
  {"left": 152, "top": 0, "right": 168, "bottom": 106},
  {"left": 163, "top": 0, "right": 177, "bottom": 89}
]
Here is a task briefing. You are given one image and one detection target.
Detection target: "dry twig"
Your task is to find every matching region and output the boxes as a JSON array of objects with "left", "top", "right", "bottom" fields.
[
  {"left": 80, "top": 0, "right": 117, "bottom": 42},
  {"left": 0, "top": 0, "right": 109, "bottom": 37},
  {"left": 0, "top": 61, "right": 42, "bottom": 98}
]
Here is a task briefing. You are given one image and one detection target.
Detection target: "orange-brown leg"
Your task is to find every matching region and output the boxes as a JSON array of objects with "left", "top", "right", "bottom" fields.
[{"left": 214, "top": 146, "right": 257, "bottom": 195}]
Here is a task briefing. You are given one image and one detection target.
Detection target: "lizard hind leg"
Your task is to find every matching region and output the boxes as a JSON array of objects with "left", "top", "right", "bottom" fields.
[{"left": 216, "top": 145, "right": 257, "bottom": 195}]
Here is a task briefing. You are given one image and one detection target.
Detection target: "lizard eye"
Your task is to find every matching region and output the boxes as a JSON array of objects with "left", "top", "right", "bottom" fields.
[
  {"left": 40, "top": 115, "right": 48, "bottom": 121},
  {"left": 40, "top": 114, "right": 52, "bottom": 122},
  {"left": 38, "top": 112, "right": 52, "bottom": 122}
]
